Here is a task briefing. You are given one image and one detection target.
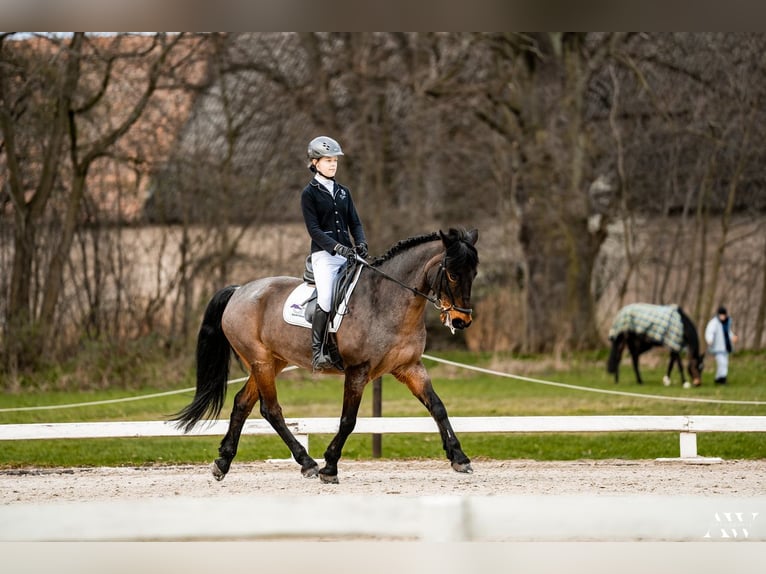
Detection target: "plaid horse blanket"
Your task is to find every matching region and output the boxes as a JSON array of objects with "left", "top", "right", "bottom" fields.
[{"left": 608, "top": 303, "right": 685, "bottom": 352}]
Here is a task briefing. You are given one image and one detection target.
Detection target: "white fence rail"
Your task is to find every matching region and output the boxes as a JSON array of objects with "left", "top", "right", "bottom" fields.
[{"left": 2, "top": 415, "right": 765, "bottom": 459}]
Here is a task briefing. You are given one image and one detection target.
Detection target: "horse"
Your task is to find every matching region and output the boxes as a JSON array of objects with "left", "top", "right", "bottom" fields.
[
  {"left": 172, "top": 228, "right": 479, "bottom": 483},
  {"left": 607, "top": 303, "right": 704, "bottom": 387}
]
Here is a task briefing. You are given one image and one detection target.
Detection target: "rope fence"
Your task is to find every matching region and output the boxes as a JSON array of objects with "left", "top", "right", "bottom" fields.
[{"left": 1, "top": 355, "right": 763, "bottom": 414}]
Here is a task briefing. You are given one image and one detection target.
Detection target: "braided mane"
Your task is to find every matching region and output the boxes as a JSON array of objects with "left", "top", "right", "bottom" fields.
[{"left": 370, "top": 232, "right": 440, "bottom": 267}]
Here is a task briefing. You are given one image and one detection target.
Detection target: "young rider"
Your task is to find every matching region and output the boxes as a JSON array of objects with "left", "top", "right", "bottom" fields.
[{"left": 301, "top": 136, "right": 368, "bottom": 370}]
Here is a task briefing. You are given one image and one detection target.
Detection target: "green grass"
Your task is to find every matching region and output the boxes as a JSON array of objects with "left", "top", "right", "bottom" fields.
[{"left": 1, "top": 350, "right": 764, "bottom": 467}]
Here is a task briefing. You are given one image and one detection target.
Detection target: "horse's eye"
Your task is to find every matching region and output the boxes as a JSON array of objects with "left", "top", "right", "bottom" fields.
[{"left": 446, "top": 271, "right": 459, "bottom": 282}]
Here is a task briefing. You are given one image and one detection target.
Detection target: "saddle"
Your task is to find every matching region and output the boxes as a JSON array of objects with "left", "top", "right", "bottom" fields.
[
  {"left": 280, "top": 256, "right": 363, "bottom": 372},
  {"left": 282, "top": 255, "right": 363, "bottom": 331}
]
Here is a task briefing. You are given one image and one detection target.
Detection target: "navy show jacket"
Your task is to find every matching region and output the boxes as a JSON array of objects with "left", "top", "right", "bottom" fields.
[{"left": 301, "top": 178, "right": 366, "bottom": 254}]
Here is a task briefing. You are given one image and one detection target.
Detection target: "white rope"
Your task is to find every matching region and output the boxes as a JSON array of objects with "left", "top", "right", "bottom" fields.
[
  {"left": 2, "top": 354, "right": 764, "bottom": 413},
  {"left": 0, "top": 367, "right": 298, "bottom": 413},
  {"left": 422, "top": 354, "right": 766, "bottom": 406}
]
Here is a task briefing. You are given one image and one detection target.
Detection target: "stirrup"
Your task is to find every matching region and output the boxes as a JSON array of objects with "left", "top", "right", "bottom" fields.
[{"left": 312, "top": 353, "right": 335, "bottom": 371}]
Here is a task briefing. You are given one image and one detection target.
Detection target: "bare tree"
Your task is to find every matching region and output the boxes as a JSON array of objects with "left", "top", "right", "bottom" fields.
[
  {"left": 474, "top": 33, "right": 623, "bottom": 351},
  {"left": 1, "top": 33, "right": 205, "bottom": 378}
]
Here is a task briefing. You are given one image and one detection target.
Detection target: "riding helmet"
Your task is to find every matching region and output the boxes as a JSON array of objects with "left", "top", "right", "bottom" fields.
[{"left": 307, "top": 136, "right": 344, "bottom": 167}]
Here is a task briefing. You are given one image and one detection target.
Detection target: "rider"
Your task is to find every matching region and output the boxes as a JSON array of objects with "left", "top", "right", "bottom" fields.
[{"left": 301, "top": 136, "right": 368, "bottom": 370}]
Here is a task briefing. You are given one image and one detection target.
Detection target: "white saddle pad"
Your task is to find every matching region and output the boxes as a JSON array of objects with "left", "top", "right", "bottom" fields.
[{"left": 282, "top": 264, "right": 363, "bottom": 333}]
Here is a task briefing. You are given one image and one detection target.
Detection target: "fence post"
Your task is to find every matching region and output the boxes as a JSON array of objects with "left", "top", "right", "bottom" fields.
[
  {"left": 372, "top": 377, "right": 382, "bottom": 458},
  {"left": 679, "top": 432, "right": 698, "bottom": 458}
]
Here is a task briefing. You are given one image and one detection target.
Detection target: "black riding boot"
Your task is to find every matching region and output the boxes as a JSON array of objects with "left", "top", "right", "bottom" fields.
[{"left": 311, "top": 308, "right": 333, "bottom": 371}]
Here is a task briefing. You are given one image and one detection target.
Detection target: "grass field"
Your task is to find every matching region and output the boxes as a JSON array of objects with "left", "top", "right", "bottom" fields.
[{"left": 1, "top": 350, "right": 764, "bottom": 467}]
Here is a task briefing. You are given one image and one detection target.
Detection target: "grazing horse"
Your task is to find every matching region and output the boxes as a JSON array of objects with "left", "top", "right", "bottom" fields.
[
  {"left": 173, "top": 228, "right": 479, "bottom": 483},
  {"left": 607, "top": 303, "right": 704, "bottom": 387}
]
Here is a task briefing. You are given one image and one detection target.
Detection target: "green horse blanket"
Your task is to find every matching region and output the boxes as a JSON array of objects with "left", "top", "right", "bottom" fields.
[{"left": 608, "top": 303, "right": 685, "bottom": 352}]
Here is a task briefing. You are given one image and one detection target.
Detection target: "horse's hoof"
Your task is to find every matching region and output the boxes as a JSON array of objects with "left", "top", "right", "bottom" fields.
[
  {"left": 662, "top": 376, "right": 672, "bottom": 386},
  {"left": 302, "top": 464, "right": 320, "bottom": 478},
  {"left": 211, "top": 461, "right": 227, "bottom": 482},
  {"left": 451, "top": 461, "right": 473, "bottom": 474},
  {"left": 319, "top": 469, "right": 339, "bottom": 484}
]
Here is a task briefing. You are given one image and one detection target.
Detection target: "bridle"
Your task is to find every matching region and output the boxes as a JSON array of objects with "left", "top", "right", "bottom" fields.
[
  {"left": 355, "top": 253, "right": 473, "bottom": 316},
  {"left": 428, "top": 257, "right": 474, "bottom": 315}
]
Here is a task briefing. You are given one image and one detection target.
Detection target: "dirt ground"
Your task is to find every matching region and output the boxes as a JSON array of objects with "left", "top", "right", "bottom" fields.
[{"left": 2, "top": 458, "right": 764, "bottom": 504}]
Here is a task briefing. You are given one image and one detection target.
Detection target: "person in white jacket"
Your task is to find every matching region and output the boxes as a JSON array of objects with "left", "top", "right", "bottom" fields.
[{"left": 704, "top": 306, "right": 738, "bottom": 385}]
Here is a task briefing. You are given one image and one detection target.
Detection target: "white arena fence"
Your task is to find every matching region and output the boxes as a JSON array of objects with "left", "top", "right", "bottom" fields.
[
  {"left": 3, "top": 492, "right": 766, "bottom": 541},
  {"left": 2, "top": 415, "right": 766, "bottom": 460},
  {"left": 2, "top": 353, "right": 764, "bottom": 462},
  {"left": 4, "top": 357, "right": 766, "bottom": 545}
]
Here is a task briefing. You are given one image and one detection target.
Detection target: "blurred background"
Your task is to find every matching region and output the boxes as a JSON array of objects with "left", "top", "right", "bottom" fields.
[{"left": 2, "top": 32, "right": 766, "bottom": 389}]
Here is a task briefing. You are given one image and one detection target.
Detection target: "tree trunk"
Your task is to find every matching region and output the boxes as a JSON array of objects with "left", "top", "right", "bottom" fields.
[
  {"left": 701, "top": 116, "right": 752, "bottom": 320},
  {"left": 515, "top": 34, "right": 605, "bottom": 351},
  {"left": 1, "top": 33, "right": 83, "bottom": 373},
  {"left": 754, "top": 235, "right": 766, "bottom": 349}
]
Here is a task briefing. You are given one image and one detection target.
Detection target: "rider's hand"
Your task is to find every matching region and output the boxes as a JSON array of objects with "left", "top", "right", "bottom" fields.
[
  {"left": 334, "top": 244, "right": 355, "bottom": 259},
  {"left": 355, "top": 242, "right": 368, "bottom": 259}
]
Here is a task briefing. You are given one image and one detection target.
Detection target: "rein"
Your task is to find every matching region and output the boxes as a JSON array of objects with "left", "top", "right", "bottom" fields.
[{"left": 354, "top": 254, "right": 473, "bottom": 315}]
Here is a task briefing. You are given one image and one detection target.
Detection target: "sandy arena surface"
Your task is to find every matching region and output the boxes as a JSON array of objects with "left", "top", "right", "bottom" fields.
[{"left": 2, "top": 458, "right": 765, "bottom": 503}]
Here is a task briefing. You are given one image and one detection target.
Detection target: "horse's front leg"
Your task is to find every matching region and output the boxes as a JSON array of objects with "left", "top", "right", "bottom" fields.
[
  {"left": 319, "top": 364, "right": 370, "bottom": 484},
  {"left": 663, "top": 352, "right": 680, "bottom": 386},
  {"left": 393, "top": 361, "right": 472, "bottom": 474}
]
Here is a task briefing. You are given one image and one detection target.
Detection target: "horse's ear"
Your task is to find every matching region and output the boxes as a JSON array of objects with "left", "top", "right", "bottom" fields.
[{"left": 439, "top": 228, "right": 478, "bottom": 246}]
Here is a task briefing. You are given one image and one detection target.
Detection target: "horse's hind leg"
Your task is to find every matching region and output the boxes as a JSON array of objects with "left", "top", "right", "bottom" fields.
[
  {"left": 393, "top": 361, "right": 472, "bottom": 474},
  {"left": 627, "top": 337, "right": 644, "bottom": 384},
  {"left": 214, "top": 373, "right": 260, "bottom": 481},
  {"left": 607, "top": 335, "right": 625, "bottom": 383}
]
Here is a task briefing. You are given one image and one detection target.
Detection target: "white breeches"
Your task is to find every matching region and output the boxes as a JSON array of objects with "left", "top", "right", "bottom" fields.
[
  {"left": 713, "top": 352, "right": 729, "bottom": 380},
  {"left": 311, "top": 250, "right": 347, "bottom": 312}
]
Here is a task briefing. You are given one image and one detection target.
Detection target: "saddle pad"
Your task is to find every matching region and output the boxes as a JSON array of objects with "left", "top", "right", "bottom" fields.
[
  {"left": 282, "top": 264, "right": 363, "bottom": 333},
  {"left": 609, "top": 303, "right": 684, "bottom": 352}
]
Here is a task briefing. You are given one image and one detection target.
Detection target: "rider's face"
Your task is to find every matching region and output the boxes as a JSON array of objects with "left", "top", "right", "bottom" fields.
[{"left": 314, "top": 156, "right": 338, "bottom": 178}]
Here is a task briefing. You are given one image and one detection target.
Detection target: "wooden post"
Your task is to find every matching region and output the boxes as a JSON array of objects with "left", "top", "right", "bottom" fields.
[{"left": 372, "top": 376, "right": 382, "bottom": 457}]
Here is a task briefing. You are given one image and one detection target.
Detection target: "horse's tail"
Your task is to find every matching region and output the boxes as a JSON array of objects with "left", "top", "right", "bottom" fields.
[
  {"left": 607, "top": 334, "right": 623, "bottom": 375},
  {"left": 172, "top": 285, "right": 239, "bottom": 433}
]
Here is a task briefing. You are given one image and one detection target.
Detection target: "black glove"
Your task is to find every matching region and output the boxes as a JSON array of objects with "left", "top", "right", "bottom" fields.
[
  {"left": 355, "top": 242, "right": 368, "bottom": 259},
  {"left": 335, "top": 244, "right": 355, "bottom": 259}
]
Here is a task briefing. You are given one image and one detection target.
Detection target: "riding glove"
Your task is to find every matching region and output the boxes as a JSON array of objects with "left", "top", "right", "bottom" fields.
[
  {"left": 355, "top": 242, "right": 368, "bottom": 259},
  {"left": 334, "top": 244, "right": 355, "bottom": 259}
]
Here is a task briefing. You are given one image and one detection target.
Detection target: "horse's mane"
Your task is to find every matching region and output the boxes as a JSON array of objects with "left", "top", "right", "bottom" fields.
[
  {"left": 370, "top": 232, "right": 440, "bottom": 267},
  {"left": 369, "top": 228, "right": 478, "bottom": 268}
]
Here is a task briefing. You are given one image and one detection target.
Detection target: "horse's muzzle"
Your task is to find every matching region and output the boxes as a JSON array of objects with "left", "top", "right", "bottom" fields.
[
  {"left": 440, "top": 307, "right": 472, "bottom": 333},
  {"left": 451, "top": 316, "right": 471, "bottom": 330}
]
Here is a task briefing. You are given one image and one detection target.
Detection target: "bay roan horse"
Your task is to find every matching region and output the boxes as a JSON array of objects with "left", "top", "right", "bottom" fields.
[
  {"left": 173, "top": 228, "right": 479, "bottom": 483},
  {"left": 607, "top": 303, "right": 704, "bottom": 387}
]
